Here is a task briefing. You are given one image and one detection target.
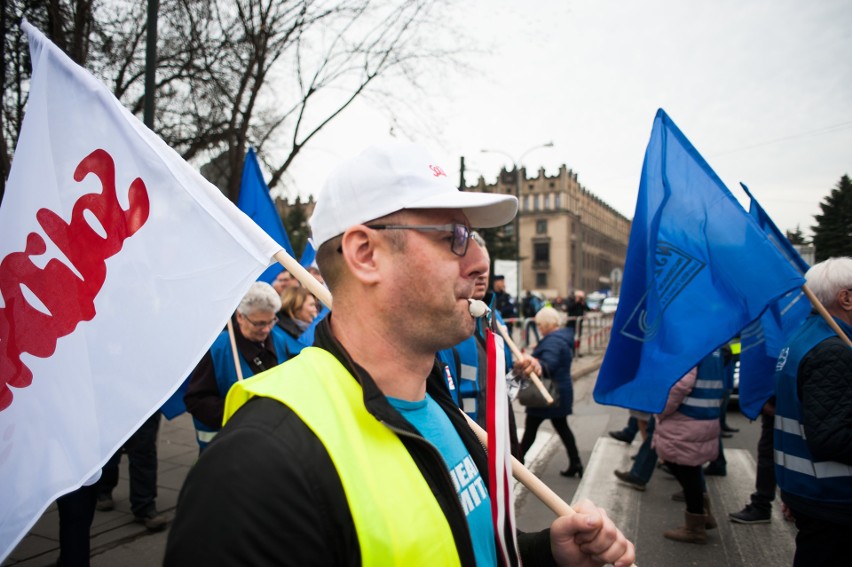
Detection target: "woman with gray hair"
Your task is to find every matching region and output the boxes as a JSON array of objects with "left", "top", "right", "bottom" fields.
[
  {"left": 519, "top": 306, "right": 583, "bottom": 477},
  {"left": 184, "top": 282, "right": 295, "bottom": 451}
]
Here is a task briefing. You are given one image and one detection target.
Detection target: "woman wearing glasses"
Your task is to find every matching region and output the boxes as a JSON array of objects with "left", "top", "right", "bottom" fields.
[{"left": 184, "top": 282, "right": 297, "bottom": 452}]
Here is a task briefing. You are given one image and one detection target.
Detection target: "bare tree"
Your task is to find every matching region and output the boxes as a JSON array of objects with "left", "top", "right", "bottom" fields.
[
  {"left": 3, "top": 0, "right": 461, "bottom": 203},
  {"left": 2, "top": 0, "right": 99, "bottom": 200}
]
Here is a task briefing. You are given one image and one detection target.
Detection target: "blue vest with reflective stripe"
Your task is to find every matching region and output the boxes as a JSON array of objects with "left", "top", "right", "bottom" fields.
[
  {"left": 679, "top": 349, "right": 725, "bottom": 420},
  {"left": 774, "top": 315, "right": 852, "bottom": 503},
  {"left": 193, "top": 326, "right": 298, "bottom": 449},
  {"left": 438, "top": 318, "right": 513, "bottom": 423}
]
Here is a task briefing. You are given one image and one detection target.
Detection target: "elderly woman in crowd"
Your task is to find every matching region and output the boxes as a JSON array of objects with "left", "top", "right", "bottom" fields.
[
  {"left": 184, "top": 282, "right": 292, "bottom": 451},
  {"left": 519, "top": 307, "right": 583, "bottom": 477}
]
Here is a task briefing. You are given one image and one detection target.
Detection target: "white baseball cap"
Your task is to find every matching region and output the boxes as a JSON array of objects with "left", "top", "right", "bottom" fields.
[{"left": 309, "top": 142, "right": 518, "bottom": 249}]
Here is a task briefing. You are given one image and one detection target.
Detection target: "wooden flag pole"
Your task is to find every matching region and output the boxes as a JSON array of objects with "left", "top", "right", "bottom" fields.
[
  {"left": 274, "top": 250, "right": 333, "bottom": 310},
  {"left": 462, "top": 412, "right": 572, "bottom": 515},
  {"left": 495, "top": 323, "right": 554, "bottom": 405},
  {"left": 225, "top": 318, "right": 245, "bottom": 382},
  {"left": 802, "top": 284, "right": 852, "bottom": 348},
  {"left": 462, "top": 413, "right": 639, "bottom": 566}
]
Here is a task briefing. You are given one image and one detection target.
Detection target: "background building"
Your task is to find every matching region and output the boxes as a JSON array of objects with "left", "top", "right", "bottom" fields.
[
  {"left": 465, "top": 165, "right": 631, "bottom": 299},
  {"left": 276, "top": 162, "right": 631, "bottom": 301}
]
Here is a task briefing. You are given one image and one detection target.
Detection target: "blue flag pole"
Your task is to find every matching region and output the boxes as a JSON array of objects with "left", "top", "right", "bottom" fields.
[
  {"left": 593, "top": 109, "right": 805, "bottom": 413},
  {"left": 237, "top": 148, "right": 295, "bottom": 283}
]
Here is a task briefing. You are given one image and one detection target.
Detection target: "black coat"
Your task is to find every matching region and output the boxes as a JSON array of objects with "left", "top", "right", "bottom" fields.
[{"left": 526, "top": 327, "right": 575, "bottom": 419}]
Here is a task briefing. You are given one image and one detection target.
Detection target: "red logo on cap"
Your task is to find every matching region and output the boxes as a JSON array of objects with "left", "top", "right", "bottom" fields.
[{"left": 429, "top": 165, "right": 447, "bottom": 178}]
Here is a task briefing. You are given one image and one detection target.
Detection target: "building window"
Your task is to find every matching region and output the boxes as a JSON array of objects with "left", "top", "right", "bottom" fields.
[
  {"left": 534, "top": 194, "right": 540, "bottom": 211},
  {"left": 555, "top": 194, "right": 562, "bottom": 209},
  {"left": 536, "top": 219, "right": 547, "bottom": 234},
  {"left": 523, "top": 195, "right": 529, "bottom": 211},
  {"left": 533, "top": 241, "right": 549, "bottom": 264},
  {"left": 536, "top": 272, "right": 548, "bottom": 287}
]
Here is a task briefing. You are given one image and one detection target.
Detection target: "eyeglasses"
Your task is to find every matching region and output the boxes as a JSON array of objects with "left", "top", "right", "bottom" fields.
[
  {"left": 368, "top": 223, "right": 472, "bottom": 257},
  {"left": 242, "top": 314, "right": 278, "bottom": 329}
]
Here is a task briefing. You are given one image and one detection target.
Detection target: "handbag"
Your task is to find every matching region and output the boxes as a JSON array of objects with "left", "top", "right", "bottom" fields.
[{"left": 517, "top": 375, "right": 560, "bottom": 408}]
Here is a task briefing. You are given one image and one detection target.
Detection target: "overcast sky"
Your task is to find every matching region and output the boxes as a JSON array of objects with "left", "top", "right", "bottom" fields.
[{"left": 283, "top": 0, "right": 852, "bottom": 237}]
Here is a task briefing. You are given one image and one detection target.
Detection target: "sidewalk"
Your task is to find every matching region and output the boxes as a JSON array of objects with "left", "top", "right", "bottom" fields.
[{"left": 5, "top": 413, "right": 197, "bottom": 566}]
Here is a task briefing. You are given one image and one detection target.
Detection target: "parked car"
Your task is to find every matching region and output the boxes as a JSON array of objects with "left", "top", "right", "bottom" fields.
[
  {"left": 600, "top": 297, "right": 619, "bottom": 314},
  {"left": 586, "top": 291, "right": 606, "bottom": 311}
]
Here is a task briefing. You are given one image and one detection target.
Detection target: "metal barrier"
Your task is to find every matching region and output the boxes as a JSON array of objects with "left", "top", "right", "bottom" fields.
[
  {"left": 567, "top": 313, "right": 613, "bottom": 356},
  {"left": 509, "top": 313, "right": 613, "bottom": 354}
]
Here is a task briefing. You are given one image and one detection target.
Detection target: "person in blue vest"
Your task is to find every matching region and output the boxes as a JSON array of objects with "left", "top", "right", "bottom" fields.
[
  {"left": 184, "top": 282, "right": 300, "bottom": 451},
  {"left": 653, "top": 349, "right": 725, "bottom": 544},
  {"left": 437, "top": 232, "right": 536, "bottom": 459},
  {"left": 773, "top": 257, "right": 852, "bottom": 567},
  {"left": 165, "top": 142, "right": 634, "bottom": 567}
]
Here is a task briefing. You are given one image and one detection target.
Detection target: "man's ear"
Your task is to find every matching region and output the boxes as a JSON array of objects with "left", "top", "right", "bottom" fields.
[
  {"left": 339, "top": 226, "right": 383, "bottom": 285},
  {"left": 839, "top": 288, "right": 852, "bottom": 311}
]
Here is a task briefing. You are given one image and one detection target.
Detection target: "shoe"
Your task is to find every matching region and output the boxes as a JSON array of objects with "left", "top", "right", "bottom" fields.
[
  {"left": 721, "top": 432, "right": 733, "bottom": 438},
  {"left": 608, "top": 430, "right": 633, "bottom": 443},
  {"left": 134, "top": 509, "right": 169, "bottom": 532},
  {"left": 721, "top": 425, "right": 739, "bottom": 433},
  {"left": 95, "top": 493, "right": 114, "bottom": 512},
  {"left": 671, "top": 490, "right": 685, "bottom": 502},
  {"left": 729, "top": 504, "right": 771, "bottom": 524},
  {"left": 614, "top": 470, "right": 646, "bottom": 491},
  {"left": 560, "top": 464, "right": 584, "bottom": 478},
  {"left": 663, "top": 512, "right": 708, "bottom": 544},
  {"left": 703, "top": 463, "right": 727, "bottom": 476}
]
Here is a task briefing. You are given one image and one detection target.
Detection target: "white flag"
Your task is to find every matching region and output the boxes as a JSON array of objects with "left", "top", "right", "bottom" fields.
[{"left": 0, "top": 21, "right": 282, "bottom": 559}]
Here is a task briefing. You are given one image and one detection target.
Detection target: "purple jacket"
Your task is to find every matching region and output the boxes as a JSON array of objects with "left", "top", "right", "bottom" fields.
[{"left": 652, "top": 368, "right": 720, "bottom": 466}]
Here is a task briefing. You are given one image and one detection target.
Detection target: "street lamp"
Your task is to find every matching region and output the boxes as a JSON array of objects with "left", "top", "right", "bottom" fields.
[{"left": 480, "top": 142, "right": 554, "bottom": 312}]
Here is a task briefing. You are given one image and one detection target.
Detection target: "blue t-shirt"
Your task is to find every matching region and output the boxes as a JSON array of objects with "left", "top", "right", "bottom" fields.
[{"left": 387, "top": 394, "right": 497, "bottom": 566}]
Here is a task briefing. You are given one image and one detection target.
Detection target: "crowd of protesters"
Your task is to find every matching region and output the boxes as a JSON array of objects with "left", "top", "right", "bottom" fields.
[{"left": 53, "top": 142, "right": 849, "bottom": 567}]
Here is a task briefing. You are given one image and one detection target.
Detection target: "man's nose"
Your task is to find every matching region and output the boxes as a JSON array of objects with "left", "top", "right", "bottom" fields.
[{"left": 462, "top": 240, "right": 489, "bottom": 278}]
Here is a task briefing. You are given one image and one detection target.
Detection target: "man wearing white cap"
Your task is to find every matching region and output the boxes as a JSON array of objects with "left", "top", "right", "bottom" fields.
[{"left": 165, "top": 142, "right": 635, "bottom": 566}]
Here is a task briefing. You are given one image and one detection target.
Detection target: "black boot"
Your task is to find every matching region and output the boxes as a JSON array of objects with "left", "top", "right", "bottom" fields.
[{"left": 560, "top": 462, "right": 584, "bottom": 478}]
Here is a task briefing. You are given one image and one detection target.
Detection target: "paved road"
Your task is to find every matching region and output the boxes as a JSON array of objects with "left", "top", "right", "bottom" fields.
[{"left": 513, "top": 364, "right": 796, "bottom": 566}]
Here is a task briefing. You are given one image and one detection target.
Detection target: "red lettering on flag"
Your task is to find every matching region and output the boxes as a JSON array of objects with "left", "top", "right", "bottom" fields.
[{"left": 0, "top": 149, "right": 150, "bottom": 411}]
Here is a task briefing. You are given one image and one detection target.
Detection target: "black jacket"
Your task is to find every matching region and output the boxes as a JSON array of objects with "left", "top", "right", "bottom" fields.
[{"left": 165, "top": 317, "right": 556, "bottom": 566}]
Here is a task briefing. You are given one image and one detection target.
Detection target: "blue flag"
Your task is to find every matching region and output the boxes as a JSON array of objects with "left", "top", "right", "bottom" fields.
[
  {"left": 237, "top": 148, "right": 295, "bottom": 283},
  {"left": 737, "top": 184, "right": 810, "bottom": 419},
  {"left": 300, "top": 239, "right": 317, "bottom": 268},
  {"left": 593, "top": 109, "right": 805, "bottom": 413}
]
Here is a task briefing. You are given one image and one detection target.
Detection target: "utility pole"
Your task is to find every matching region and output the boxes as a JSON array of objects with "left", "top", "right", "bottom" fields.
[{"left": 143, "top": 0, "right": 159, "bottom": 129}]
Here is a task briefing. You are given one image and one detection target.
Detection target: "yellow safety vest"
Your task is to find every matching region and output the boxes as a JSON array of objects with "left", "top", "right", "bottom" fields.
[{"left": 224, "top": 347, "right": 462, "bottom": 567}]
